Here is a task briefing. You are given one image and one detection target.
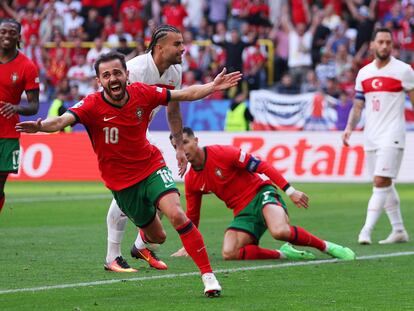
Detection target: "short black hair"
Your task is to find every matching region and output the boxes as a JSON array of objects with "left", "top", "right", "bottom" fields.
[
  {"left": 146, "top": 24, "right": 181, "bottom": 53},
  {"left": 94, "top": 51, "right": 127, "bottom": 76},
  {"left": 371, "top": 27, "right": 392, "bottom": 41},
  {"left": 0, "top": 18, "right": 21, "bottom": 33},
  {"left": 169, "top": 127, "right": 195, "bottom": 140}
]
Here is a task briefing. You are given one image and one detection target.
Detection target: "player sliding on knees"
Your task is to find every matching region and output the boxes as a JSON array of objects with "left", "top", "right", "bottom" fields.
[
  {"left": 170, "top": 127, "right": 356, "bottom": 261},
  {"left": 16, "top": 52, "right": 242, "bottom": 297}
]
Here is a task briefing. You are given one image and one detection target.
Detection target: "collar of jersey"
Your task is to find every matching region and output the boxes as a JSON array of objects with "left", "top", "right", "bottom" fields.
[{"left": 100, "top": 90, "right": 130, "bottom": 109}]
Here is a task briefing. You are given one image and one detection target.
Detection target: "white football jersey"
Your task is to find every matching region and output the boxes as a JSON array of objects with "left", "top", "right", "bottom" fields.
[
  {"left": 127, "top": 52, "right": 182, "bottom": 117},
  {"left": 355, "top": 57, "right": 414, "bottom": 150}
]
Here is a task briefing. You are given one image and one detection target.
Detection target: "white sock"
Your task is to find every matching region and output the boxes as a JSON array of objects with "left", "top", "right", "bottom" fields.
[
  {"left": 134, "top": 230, "right": 146, "bottom": 249},
  {"left": 383, "top": 184, "right": 406, "bottom": 232},
  {"left": 106, "top": 199, "right": 128, "bottom": 263},
  {"left": 361, "top": 186, "right": 392, "bottom": 233}
]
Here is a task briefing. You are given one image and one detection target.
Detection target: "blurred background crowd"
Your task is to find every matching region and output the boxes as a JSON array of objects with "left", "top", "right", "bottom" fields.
[{"left": 2, "top": 0, "right": 414, "bottom": 130}]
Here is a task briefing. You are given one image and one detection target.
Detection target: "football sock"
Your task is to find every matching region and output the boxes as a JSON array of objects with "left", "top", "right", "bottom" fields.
[
  {"left": 106, "top": 199, "right": 128, "bottom": 263},
  {"left": 383, "top": 185, "right": 405, "bottom": 232},
  {"left": 362, "top": 186, "right": 391, "bottom": 233},
  {"left": 134, "top": 230, "right": 150, "bottom": 249},
  {"left": 176, "top": 220, "right": 212, "bottom": 275},
  {"left": 289, "top": 226, "right": 326, "bottom": 251},
  {"left": 0, "top": 194, "right": 4, "bottom": 213},
  {"left": 238, "top": 244, "right": 281, "bottom": 260}
]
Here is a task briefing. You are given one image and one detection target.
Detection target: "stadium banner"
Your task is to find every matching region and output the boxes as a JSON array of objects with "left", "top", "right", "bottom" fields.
[
  {"left": 10, "top": 131, "right": 414, "bottom": 183},
  {"left": 249, "top": 90, "right": 337, "bottom": 130}
]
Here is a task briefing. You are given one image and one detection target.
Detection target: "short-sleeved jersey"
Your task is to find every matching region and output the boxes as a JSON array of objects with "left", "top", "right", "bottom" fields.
[
  {"left": 0, "top": 51, "right": 39, "bottom": 138},
  {"left": 184, "top": 145, "right": 273, "bottom": 226},
  {"left": 68, "top": 83, "right": 170, "bottom": 191},
  {"left": 127, "top": 52, "right": 182, "bottom": 118},
  {"left": 355, "top": 57, "right": 414, "bottom": 150}
]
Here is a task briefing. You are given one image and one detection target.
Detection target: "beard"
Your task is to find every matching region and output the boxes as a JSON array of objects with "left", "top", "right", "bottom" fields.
[
  {"left": 375, "top": 50, "right": 391, "bottom": 61},
  {"left": 103, "top": 81, "right": 127, "bottom": 101}
]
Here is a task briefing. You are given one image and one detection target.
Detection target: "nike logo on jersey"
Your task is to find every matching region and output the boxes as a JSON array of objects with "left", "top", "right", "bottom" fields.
[
  {"left": 200, "top": 183, "right": 205, "bottom": 191},
  {"left": 103, "top": 116, "right": 117, "bottom": 122}
]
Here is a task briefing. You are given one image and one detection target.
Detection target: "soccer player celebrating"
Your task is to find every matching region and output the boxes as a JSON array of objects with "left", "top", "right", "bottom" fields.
[
  {"left": 16, "top": 52, "right": 242, "bottom": 297},
  {"left": 0, "top": 19, "right": 39, "bottom": 214},
  {"left": 170, "top": 127, "right": 356, "bottom": 261},
  {"left": 343, "top": 27, "right": 414, "bottom": 244},
  {"left": 105, "top": 25, "right": 187, "bottom": 273}
]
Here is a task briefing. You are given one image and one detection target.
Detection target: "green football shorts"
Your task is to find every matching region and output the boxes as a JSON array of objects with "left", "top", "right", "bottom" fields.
[
  {"left": 0, "top": 138, "right": 20, "bottom": 173},
  {"left": 227, "top": 185, "right": 287, "bottom": 241},
  {"left": 112, "top": 167, "right": 179, "bottom": 227}
]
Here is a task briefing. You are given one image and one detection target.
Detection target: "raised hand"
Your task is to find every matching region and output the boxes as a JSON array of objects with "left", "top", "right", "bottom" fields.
[{"left": 213, "top": 67, "right": 243, "bottom": 91}]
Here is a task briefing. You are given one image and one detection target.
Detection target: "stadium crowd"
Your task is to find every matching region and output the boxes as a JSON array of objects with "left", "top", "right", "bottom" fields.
[{"left": 1, "top": 0, "right": 413, "bottom": 130}]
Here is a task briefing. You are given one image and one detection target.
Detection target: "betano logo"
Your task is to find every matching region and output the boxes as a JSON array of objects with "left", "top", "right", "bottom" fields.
[{"left": 232, "top": 137, "right": 365, "bottom": 177}]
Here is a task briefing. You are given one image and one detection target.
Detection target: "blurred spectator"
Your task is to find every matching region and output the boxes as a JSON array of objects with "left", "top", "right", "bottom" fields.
[
  {"left": 273, "top": 72, "right": 300, "bottom": 94},
  {"left": 334, "top": 91, "right": 353, "bottom": 130},
  {"left": 245, "top": 0, "right": 271, "bottom": 28},
  {"left": 107, "top": 22, "right": 133, "bottom": 45},
  {"left": 23, "top": 34, "right": 45, "bottom": 78},
  {"left": 86, "top": 37, "right": 111, "bottom": 66},
  {"left": 269, "top": 24, "right": 289, "bottom": 82},
  {"left": 281, "top": 4, "right": 317, "bottom": 85},
  {"left": 115, "top": 37, "right": 134, "bottom": 56},
  {"left": 400, "top": 4, "right": 414, "bottom": 63},
  {"left": 48, "top": 90, "right": 72, "bottom": 133},
  {"left": 268, "top": 0, "right": 286, "bottom": 27},
  {"left": 208, "top": 0, "right": 229, "bottom": 25},
  {"left": 66, "top": 54, "right": 94, "bottom": 96},
  {"left": 182, "top": 0, "right": 205, "bottom": 34},
  {"left": 315, "top": 49, "right": 336, "bottom": 88},
  {"left": 119, "top": 0, "right": 143, "bottom": 22},
  {"left": 311, "top": 9, "right": 331, "bottom": 66},
  {"left": 125, "top": 39, "right": 146, "bottom": 61},
  {"left": 243, "top": 44, "right": 267, "bottom": 90},
  {"left": 46, "top": 48, "right": 69, "bottom": 100},
  {"left": 81, "top": 0, "right": 115, "bottom": 18},
  {"left": 323, "top": 77, "right": 340, "bottom": 99},
  {"left": 69, "top": 36, "right": 88, "bottom": 66},
  {"left": 101, "top": 15, "right": 116, "bottom": 40},
  {"left": 290, "top": 0, "right": 310, "bottom": 25},
  {"left": 182, "top": 70, "right": 200, "bottom": 88},
  {"left": 211, "top": 29, "right": 257, "bottom": 73},
  {"left": 325, "top": 21, "right": 349, "bottom": 54},
  {"left": 346, "top": 0, "right": 376, "bottom": 56},
  {"left": 121, "top": 6, "right": 144, "bottom": 39},
  {"left": 382, "top": 1, "right": 403, "bottom": 25},
  {"left": 63, "top": 6, "right": 84, "bottom": 37},
  {"left": 162, "top": 0, "right": 188, "bottom": 31},
  {"left": 322, "top": 3, "right": 341, "bottom": 31},
  {"left": 82, "top": 8, "right": 102, "bottom": 41},
  {"left": 335, "top": 43, "right": 353, "bottom": 78},
  {"left": 183, "top": 30, "right": 199, "bottom": 59},
  {"left": 301, "top": 69, "right": 320, "bottom": 93},
  {"left": 39, "top": 7, "right": 64, "bottom": 43}
]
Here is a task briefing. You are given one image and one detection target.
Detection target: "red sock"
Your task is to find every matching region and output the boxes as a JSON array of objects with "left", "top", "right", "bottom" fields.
[
  {"left": 289, "top": 226, "right": 326, "bottom": 251},
  {"left": 176, "top": 220, "right": 212, "bottom": 275},
  {"left": 238, "top": 244, "right": 281, "bottom": 260},
  {"left": 0, "top": 195, "right": 4, "bottom": 213}
]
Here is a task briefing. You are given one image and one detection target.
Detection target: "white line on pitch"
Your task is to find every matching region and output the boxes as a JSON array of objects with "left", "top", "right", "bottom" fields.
[
  {"left": 7, "top": 194, "right": 112, "bottom": 203},
  {"left": 0, "top": 251, "right": 413, "bottom": 295}
]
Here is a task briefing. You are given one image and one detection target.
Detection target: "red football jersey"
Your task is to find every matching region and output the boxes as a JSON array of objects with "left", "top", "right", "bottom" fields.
[
  {"left": 69, "top": 83, "right": 170, "bottom": 191},
  {"left": 0, "top": 52, "right": 39, "bottom": 138},
  {"left": 185, "top": 145, "right": 280, "bottom": 227}
]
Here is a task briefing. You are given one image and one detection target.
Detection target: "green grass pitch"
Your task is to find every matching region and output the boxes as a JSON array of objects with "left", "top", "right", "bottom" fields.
[{"left": 0, "top": 182, "right": 413, "bottom": 310}]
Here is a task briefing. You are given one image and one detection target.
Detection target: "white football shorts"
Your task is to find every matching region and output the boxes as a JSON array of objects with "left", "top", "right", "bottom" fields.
[{"left": 365, "top": 147, "right": 404, "bottom": 178}]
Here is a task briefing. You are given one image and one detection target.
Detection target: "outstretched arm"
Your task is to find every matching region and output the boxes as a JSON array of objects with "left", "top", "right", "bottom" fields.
[
  {"left": 169, "top": 68, "right": 242, "bottom": 102},
  {"left": 342, "top": 98, "right": 365, "bottom": 146},
  {"left": 15, "top": 112, "right": 76, "bottom": 133}
]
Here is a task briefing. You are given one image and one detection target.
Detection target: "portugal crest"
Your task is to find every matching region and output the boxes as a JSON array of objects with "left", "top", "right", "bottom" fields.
[
  {"left": 215, "top": 167, "right": 224, "bottom": 179},
  {"left": 10, "top": 72, "right": 19, "bottom": 84},
  {"left": 136, "top": 107, "right": 144, "bottom": 123}
]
